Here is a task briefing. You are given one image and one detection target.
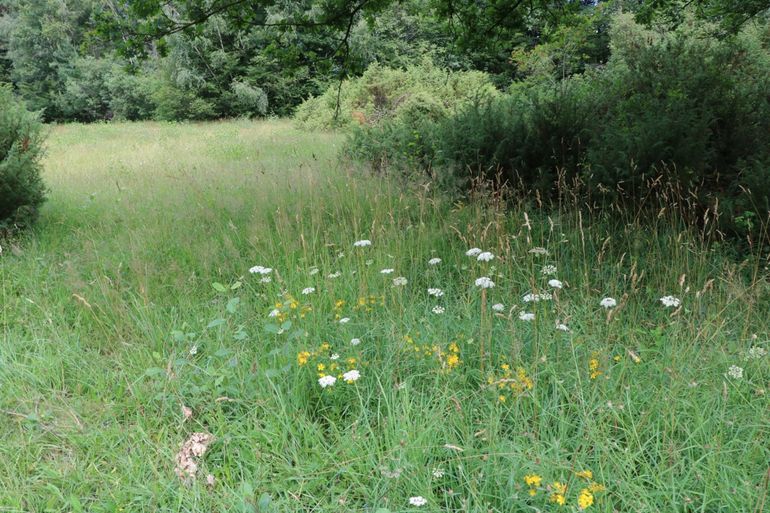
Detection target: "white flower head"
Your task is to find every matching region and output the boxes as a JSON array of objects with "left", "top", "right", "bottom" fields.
[
  {"left": 249, "top": 265, "right": 272, "bottom": 275},
  {"left": 260, "top": 277, "right": 272, "bottom": 283},
  {"left": 350, "top": 337, "right": 361, "bottom": 346},
  {"left": 492, "top": 303, "right": 505, "bottom": 312},
  {"left": 428, "top": 288, "right": 444, "bottom": 297},
  {"left": 343, "top": 369, "right": 360, "bottom": 383},
  {"left": 519, "top": 311, "right": 535, "bottom": 321},
  {"left": 466, "top": 248, "right": 482, "bottom": 257},
  {"left": 318, "top": 375, "right": 337, "bottom": 388},
  {"left": 309, "top": 267, "right": 320, "bottom": 275},
  {"left": 600, "top": 297, "right": 617, "bottom": 309},
  {"left": 475, "top": 276, "right": 495, "bottom": 289},
  {"left": 477, "top": 251, "right": 494, "bottom": 262},
  {"left": 392, "top": 276, "right": 408, "bottom": 287},
  {"left": 428, "top": 257, "right": 442, "bottom": 265},
  {"left": 556, "top": 323, "right": 570, "bottom": 332},
  {"left": 189, "top": 344, "right": 198, "bottom": 356},
  {"left": 726, "top": 365, "right": 744, "bottom": 380},
  {"left": 353, "top": 239, "right": 372, "bottom": 247},
  {"left": 432, "top": 468, "right": 445, "bottom": 478},
  {"left": 328, "top": 271, "right": 341, "bottom": 279},
  {"left": 330, "top": 353, "right": 340, "bottom": 360},
  {"left": 523, "top": 292, "right": 552, "bottom": 303},
  {"left": 339, "top": 317, "right": 350, "bottom": 324},
  {"left": 747, "top": 346, "right": 767, "bottom": 359},
  {"left": 541, "top": 264, "right": 557, "bottom": 276},
  {"left": 380, "top": 268, "right": 395, "bottom": 274},
  {"left": 268, "top": 309, "right": 280, "bottom": 318},
  {"left": 432, "top": 305, "right": 445, "bottom": 314},
  {"left": 659, "top": 295, "right": 681, "bottom": 308},
  {"left": 302, "top": 287, "right": 315, "bottom": 295},
  {"left": 409, "top": 496, "right": 428, "bottom": 507},
  {"left": 548, "top": 279, "right": 563, "bottom": 289}
]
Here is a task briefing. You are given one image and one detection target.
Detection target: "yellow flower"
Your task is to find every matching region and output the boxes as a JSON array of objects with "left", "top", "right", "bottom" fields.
[
  {"left": 528, "top": 488, "right": 537, "bottom": 496},
  {"left": 297, "top": 351, "right": 311, "bottom": 366},
  {"left": 447, "top": 354, "right": 460, "bottom": 369},
  {"left": 549, "top": 492, "right": 566, "bottom": 505},
  {"left": 449, "top": 342, "right": 460, "bottom": 353},
  {"left": 577, "top": 488, "right": 594, "bottom": 510},
  {"left": 575, "top": 470, "right": 593, "bottom": 480},
  {"left": 498, "top": 395, "right": 506, "bottom": 403},
  {"left": 589, "top": 358, "right": 602, "bottom": 379},
  {"left": 524, "top": 474, "right": 542, "bottom": 488},
  {"left": 551, "top": 482, "right": 567, "bottom": 495},
  {"left": 317, "top": 363, "right": 325, "bottom": 371},
  {"left": 320, "top": 342, "right": 331, "bottom": 351},
  {"left": 501, "top": 363, "right": 510, "bottom": 371},
  {"left": 588, "top": 482, "right": 605, "bottom": 493}
]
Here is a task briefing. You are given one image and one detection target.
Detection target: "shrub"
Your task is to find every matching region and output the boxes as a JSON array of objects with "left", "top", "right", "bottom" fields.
[
  {"left": 0, "top": 86, "right": 46, "bottom": 233},
  {"left": 294, "top": 59, "right": 499, "bottom": 130},
  {"left": 347, "top": 14, "right": 770, "bottom": 240}
]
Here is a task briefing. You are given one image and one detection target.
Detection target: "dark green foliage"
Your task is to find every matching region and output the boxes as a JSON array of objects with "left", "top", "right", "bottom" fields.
[
  {"left": 0, "top": 86, "right": 46, "bottom": 232},
  {"left": 346, "top": 14, "right": 770, "bottom": 239}
]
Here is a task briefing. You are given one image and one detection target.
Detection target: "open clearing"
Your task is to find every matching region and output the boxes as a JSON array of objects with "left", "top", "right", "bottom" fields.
[{"left": 1, "top": 120, "right": 768, "bottom": 512}]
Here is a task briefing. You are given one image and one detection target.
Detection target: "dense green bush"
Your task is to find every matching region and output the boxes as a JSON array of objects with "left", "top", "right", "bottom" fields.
[
  {"left": 294, "top": 60, "right": 499, "bottom": 130},
  {"left": 0, "top": 86, "right": 46, "bottom": 232},
  {"left": 347, "top": 14, "right": 770, "bottom": 238}
]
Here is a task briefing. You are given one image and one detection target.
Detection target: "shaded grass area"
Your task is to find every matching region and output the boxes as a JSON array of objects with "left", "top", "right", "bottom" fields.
[{"left": 1, "top": 120, "right": 768, "bottom": 512}]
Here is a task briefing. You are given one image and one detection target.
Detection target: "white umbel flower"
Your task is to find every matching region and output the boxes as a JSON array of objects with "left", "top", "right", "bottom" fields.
[
  {"left": 432, "top": 305, "right": 445, "bottom": 314},
  {"left": 475, "top": 277, "right": 495, "bottom": 288},
  {"left": 477, "top": 251, "right": 494, "bottom": 262},
  {"left": 393, "top": 276, "right": 408, "bottom": 286},
  {"left": 249, "top": 265, "right": 272, "bottom": 275},
  {"left": 339, "top": 317, "right": 350, "bottom": 324},
  {"left": 659, "top": 295, "right": 681, "bottom": 308},
  {"left": 427, "top": 288, "right": 444, "bottom": 297},
  {"left": 519, "top": 311, "right": 535, "bottom": 321},
  {"left": 541, "top": 264, "right": 557, "bottom": 276},
  {"left": 492, "top": 303, "right": 505, "bottom": 312},
  {"left": 318, "top": 375, "right": 337, "bottom": 388},
  {"left": 428, "top": 257, "right": 442, "bottom": 265},
  {"left": 548, "top": 279, "right": 563, "bottom": 289},
  {"left": 302, "top": 287, "right": 315, "bottom": 295},
  {"left": 726, "top": 365, "right": 744, "bottom": 379},
  {"left": 466, "top": 248, "right": 482, "bottom": 257},
  {"left": 343, "top": 370, "right": 360, "bottom": 383},
  {"left": 600, "top": 297, "right": 617, "bottom": 308},
  {"left": 409, "top": 496, "right": 428, "bottom": 507},
  {"left": 328, "top": 271, "right": 341, "bottom": 279},
  {"left": 556, "top": 323, "right": 570, "bottom": 332},
  {"left": 350, "top": 338, "right": 361, "bottom": 346},
  {"left": 380, "top": 268, "right": 395, "bottom": 274},
  {"left": 353, "top": 240, "right": 372, "bottom": 247}
]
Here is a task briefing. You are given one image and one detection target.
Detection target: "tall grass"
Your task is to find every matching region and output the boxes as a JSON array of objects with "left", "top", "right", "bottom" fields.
[{"left": 0, "top": 120, "right": 767, "bottom": 512}]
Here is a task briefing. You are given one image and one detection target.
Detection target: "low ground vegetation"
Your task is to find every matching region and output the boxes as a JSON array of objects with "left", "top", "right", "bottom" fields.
[{"left": 1, "top": 121, "right": 767, "bottom": 512}]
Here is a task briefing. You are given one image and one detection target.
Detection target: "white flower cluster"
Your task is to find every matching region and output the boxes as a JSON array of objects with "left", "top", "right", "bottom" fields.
[
  {"left": 249, "top": 265, "right": 272, "bottom": 275},
  {"left": 659, "top": 295, "right": 681, "bottom": 308},
  {"left": 475, "top": 277, "right": 495, "bottom": 289},
  {"left": 353, "top": 239, "right": 372, "bottom": 247}
]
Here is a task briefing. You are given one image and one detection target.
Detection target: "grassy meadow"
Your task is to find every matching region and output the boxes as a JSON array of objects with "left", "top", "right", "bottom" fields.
[{"left": 1, "top": 120, "right": 768, "bottom": 512}]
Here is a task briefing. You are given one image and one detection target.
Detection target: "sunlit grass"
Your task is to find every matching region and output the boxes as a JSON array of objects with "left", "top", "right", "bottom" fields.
[{"left": 1, "top": 120, "right": 767, "bottom": 513}]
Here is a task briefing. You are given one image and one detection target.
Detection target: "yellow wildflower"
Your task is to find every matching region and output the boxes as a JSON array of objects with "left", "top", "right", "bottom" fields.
[
  {"left": 297, "top": 351, "right": 311, "bottom": 366},
  {"left": 575, "top": 470, "right": 593, "bottom": 480},
  {"left": 549, "top": 482, "right": 567, "bottom": 505},
  {"left": 498, "top": 395, "right": 506, "bottom": 403},
  {"left": 577, "top": 488, "right": 594, "bottom": 510},
  {"left": 524, "top": 474, "right": 542, "bottom": 488}
]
